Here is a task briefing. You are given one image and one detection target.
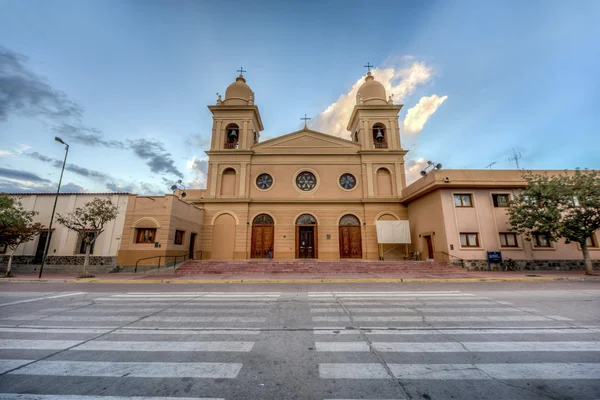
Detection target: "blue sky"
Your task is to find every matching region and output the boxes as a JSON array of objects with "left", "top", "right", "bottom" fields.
[{"left": 1, "top": 0, "right": 599, "bottom": 194}]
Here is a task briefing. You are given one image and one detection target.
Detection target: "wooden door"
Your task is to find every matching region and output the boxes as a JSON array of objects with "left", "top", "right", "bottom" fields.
[
  {"left": 425, "top": 235, "right": 434, "bottom": 259},
  {"left": 339, "top": 226, "right": 362, "bottom": 258},
  {"left": 297, "top": 226, "right": 315, "bottom": 258},
  {"left": 189, "top": 233, "right": 196, "bottom": 259},
  {"left": 251, "top": 225, "right": 274, "bottom": 258},
  {"left": 34, "top": 231, "right": 51, "bottom": 264}
]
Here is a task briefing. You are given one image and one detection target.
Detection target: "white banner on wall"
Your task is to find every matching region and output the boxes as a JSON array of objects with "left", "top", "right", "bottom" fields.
[{"left": 376, "top": 220, "right": 411, "bottom": 244}]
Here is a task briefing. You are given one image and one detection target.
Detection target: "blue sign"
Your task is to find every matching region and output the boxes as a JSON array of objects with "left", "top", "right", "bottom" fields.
[{"left": 487, "top": 251, "right": 502, "bottom": 263}]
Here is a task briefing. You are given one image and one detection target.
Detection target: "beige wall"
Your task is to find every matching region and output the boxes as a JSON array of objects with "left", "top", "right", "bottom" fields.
[
  {"left": 117, "top": 195, "right": 204, "bottom": 266},
  {"left": 406, "top": 190, "right": 448, "bottom": 261},
  {"left": 7, "top": 193, "right": 129, "bottom": 258}
]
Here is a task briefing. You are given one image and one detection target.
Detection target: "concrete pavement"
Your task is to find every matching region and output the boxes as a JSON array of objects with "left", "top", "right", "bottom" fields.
[{"left": 0, "top": 283, "right": 599, "bottom": 399}]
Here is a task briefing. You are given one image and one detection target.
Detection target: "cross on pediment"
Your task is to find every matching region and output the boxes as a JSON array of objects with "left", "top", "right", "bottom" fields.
[
  {"left": 301, "top": 114, "right": 311, "bottom": 127},
  {"left": 237, "top": 67, "right": 246, "bottom": 75},
  {"left": 364, "top": 62, "right": 373, "bottom": 73}
]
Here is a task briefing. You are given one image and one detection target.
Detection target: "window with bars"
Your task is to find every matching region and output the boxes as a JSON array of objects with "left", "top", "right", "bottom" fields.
[
  {"left": 136, "top": 228, "right": 156, "bottom": 244},
  {"left": 492, "top": 194, "right": 510, "bottom": 207},
  {"left": 499, "top": 232, "right": 518, "bottom": 248},
  {"left": 459, "top": 232, "right": 479, "bottom": 247},
  {"left": 454, "top": 194, "right": 473, "bottom": 207},
  {"left": 174, "top": 230, "right": 184, "bottom": 245}
]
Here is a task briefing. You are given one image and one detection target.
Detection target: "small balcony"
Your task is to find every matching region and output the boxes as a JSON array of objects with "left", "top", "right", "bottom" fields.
[
  {"left": 224, "top": 143, "right": 238, "bottom": 149},
  {"left": 374, "top": 142, "right": 388, "bottom": 149}
]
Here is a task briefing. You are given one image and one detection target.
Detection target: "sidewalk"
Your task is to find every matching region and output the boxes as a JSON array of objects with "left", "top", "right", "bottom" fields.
[{"left": 1, "top": 270, "right": 599, "bottom": 283}]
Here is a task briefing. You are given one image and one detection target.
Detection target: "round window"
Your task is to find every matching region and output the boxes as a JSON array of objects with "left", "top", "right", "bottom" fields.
[
  {"left": 339, "top": 173, "right": 357, "bottom": 190},
  {"left": 256, "top": 173, "right": 273, "bottom": 190},
  {"left": 296, "top": 171, "right": 317, "bottom": 191}
]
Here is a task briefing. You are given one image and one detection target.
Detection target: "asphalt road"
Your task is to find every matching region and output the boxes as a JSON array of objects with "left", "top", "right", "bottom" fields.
[{"left": 0, "top": 281, "right": 599, "bottom": 400}]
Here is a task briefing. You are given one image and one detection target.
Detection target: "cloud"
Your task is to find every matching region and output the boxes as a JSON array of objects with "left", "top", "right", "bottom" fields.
[
  {"left": 0, "top": 167, "right": 52, "bottom": 184},
  {"left": 405, "top": 158, "right": 429, "bottom": 185},
  {"left": 186, "top": 155, "right": 209, "bottom": 189},
  {"left": 127, "top": 139, "right": 184, "bottom": 178},
  {"left": 312, "top": 60, "right": 434, "bottom": 139},
  {"left": 403, "top": 95, "right": 448, "bottom": 135},
  {"left": 59, "top": 182, "right": 86, "bottom": 193},
  {"left": 184, "top": 134, "right": 211, "bottom": 149},
  {"left": 106, "top": 182, "right": 133, "bottom": 192},
  {"left": 27, "top": 152, "right": 112, "bottom": 181},
  {"left": 0, "top": 143, "right": 32, "bottom": 157},
  {"left": 53, "top": 123, "right": 125, "bottom": 149},
  {"left": 0, "top": 46, "right": 82, "bottom": 121}
]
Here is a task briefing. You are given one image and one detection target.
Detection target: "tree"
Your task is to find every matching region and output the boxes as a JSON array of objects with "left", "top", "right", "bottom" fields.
[
  {"left": 507, "top": 169, "right": 600, "bottom": 275},
  {"left": 0, "top": 194, "right": 44, "bottom": 277},
  {"left": 56, "top": 197, "right": 119, "bottom": 278}
]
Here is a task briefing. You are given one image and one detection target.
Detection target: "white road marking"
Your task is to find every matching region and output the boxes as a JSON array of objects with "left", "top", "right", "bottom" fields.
[
  {"left": 316, "top": 341, "right": 600, "bottom": 352},
  {"left": 0, "top": 339, "right": 83, "bottom": 350},
  {"left": 0, "top": 395, "right": 223, "bottom": 400},
  {"left": 143, "top": 316, "right": 267, "bottom": 322},
  {"left": 313, "top": 316, "right": 568, "bottom": 322},
  {"left": 0, "top": 293, "right": 85, "bottom": 308},
  {"left": 73, "top": 341, "right": 255, "bottom": 352},
  {"left": 9, "top": 360, "right": 242, "bottom": 378},
  {"left": 0, "top": 328, "right": 110, "bottom": 334},
  {"left": 320, "top": 363, "right": 600, "bottom": 380},
  {"left": 310, "top": 308, "right": 523, "bottom": 313},
  {"left": 309, "top": 293, "right": 475, "bottom": 298},
  {"left": 27, "top": 316, "right": 139, "bottom": 322},
  {"left": 110, "top": 329, "right": 261, "bottom": 335},
  {"left": 308, "top": 291, "right": 463, "bottom": 295},
  {"left": 314, "top": 328, "right": 600, "bottom": 335},
  {"left": 0, "top": 359, "right": 34, "bottom": 374},
  {"left": 330, "top": 300, "right": 485, "bottom": 306}
]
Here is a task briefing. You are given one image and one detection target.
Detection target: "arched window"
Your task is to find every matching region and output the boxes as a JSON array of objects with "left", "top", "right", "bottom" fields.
[
  {"left": 376, "top": 168, "right": 393, "bottom": 196},
  {"left": 253, "top": 214, "right": 274, "bottom": 225},
  {"left": 296, "top": 214, "right": 316, "bottom": 225},
  {"left": 372, "top": 123, "right": 387, "bottom": 149},
  {"left": 225, "top": 124, "right": 239, "bottom": 149},
  {"left": 339, "top": 214, "right": 360, "bottom": 226}
]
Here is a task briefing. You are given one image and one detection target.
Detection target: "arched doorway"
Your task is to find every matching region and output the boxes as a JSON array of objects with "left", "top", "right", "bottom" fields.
[
  {"left": 212, "top": 213, "right": 236, "bottom": 259},
  {"left": 339, "top": 214, "right": 362, "bottom": 259},
  {"left": 251, "top": 214, "right": 274, "bottom": 259},
  {"left": 296, "top": 214, "right": 317, "bottom": 259}
]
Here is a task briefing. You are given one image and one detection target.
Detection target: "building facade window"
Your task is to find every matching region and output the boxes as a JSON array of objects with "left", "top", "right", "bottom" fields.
[
  {"left": 339, "top": 173, "right": 357, "bottom": 190},
  {"left": 372, "top": 123, "right": 387, "bottom": 148},
  {"left": 136, "top": 228, "right": 156, "bottom": 244},
  {"left": 454, "top": 194, "right": 473, "bottom": 207},
  {"left": 499, "top": 232, "right": 518, "bottom": 248},
  {"left": 296, "top": 171, "right": 317, "bottom": 191},
  {"left": 460, "top": 232, "right": 479, "bottom": 247},
  {"left": 174, "top": 230, "right": 184, "bottom": 245},
  {"left": 585, "top": 235, "right": 597, "bottom": 248},
  {"left": 256, "top": 173, "right": 273, "bottom": 190},
  {"left": 492, "top": 194, "right": 510, "bottom": 207},
  {"left": 533, "top": 233, "right": 551, "bottom": 248},
  {"left": 77, "top": 232, "right": 96, "bottom": 254}
]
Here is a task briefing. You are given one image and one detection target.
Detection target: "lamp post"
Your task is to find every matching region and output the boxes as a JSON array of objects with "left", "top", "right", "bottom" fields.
[{"left": 38, "top": 137, "right": 69, "bottom": 279}]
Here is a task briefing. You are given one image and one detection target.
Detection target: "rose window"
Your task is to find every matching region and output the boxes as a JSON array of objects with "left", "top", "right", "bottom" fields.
[
  {"left": 256, "top": 173, "right": 273, "bottom": 190},
  {"left": 296, "top": 172, "right": 317, "bottom": 191},
  {"left": 339, "top": 173, "right": 356, "bottom": 190}
]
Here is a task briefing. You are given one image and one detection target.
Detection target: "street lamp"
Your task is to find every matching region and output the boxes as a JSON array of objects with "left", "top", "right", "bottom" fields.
[{"left": 39, "top": 137, "right": 69, "bottom": 278}]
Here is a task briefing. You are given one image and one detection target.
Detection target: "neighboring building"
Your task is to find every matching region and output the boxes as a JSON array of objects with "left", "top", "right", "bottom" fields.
[
  {"left": 116, "top": 194, "right": 204, "bottom": 267},
  {"left": 0, "top": 193, "right": 129, "bottom": 272},
  {"left": 402, "top": 170, "right": 600, "bottom": 269},
  {"left": 169, "top": 71, "right": 410, "bottom": 261}
]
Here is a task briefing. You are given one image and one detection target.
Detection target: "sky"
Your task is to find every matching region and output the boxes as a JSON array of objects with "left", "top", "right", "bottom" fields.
[{"left": 1, "top": 0, "right": 599, "bottom": 194}]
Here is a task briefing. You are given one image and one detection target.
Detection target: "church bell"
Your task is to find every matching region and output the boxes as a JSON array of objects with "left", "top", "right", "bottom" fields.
[
  {"left": 375, "top": 128, "right": 384, "bottom": 141},
  {"left": 229, "top": 129, "right": 238, "bottom": 139}
]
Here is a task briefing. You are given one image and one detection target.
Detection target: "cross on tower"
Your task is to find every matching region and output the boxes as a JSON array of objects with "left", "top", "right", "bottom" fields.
[
  {"left": 237, "top": 67, "right": 246, "bottom": 76},
  {"left": 301, "top": 114, "right": 311, "bottom": 127},
  {"left": 364, "top": 62, "right": 373, "bottom": 73}
]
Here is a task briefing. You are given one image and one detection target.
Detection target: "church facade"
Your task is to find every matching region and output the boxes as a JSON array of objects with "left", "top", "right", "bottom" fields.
[{"left": 181, "top": 71, "right": 409, "bottom": 260}]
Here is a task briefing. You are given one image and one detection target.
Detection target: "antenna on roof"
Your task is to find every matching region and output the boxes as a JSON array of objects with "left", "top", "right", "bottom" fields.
[
  {"left": 485, "top": 162, "right": 497, "bottom": 170},
  {"left": 508, "top": 148, "right": 522, "bottom": 169}
]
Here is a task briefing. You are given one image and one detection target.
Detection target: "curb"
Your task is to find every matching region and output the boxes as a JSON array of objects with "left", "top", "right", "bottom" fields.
[{"left": 1, "top": 276, "right": 599, "bottom": 284}]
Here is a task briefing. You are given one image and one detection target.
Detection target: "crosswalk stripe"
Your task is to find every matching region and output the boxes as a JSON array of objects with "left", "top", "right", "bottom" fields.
[
  {"left": 308, "top": 294, "right": 476, "bottom": 298},
  {"left": 313, "top": 315, "right": 569, "bottom": 322},
  {"left": 9, "top": 360, "right": 242, "bottom": 378},
  {"left": 315, "top": 341, "right": 600, "bottom": 352},
  {"left": 319, "top": 363, "right": 600, "bottom": 380},
  {"left": 0, "top": 339, "right": 83, "bottom": 350},
  {"left": 0, "top": 328, "right": 110, "bottom": 334},
  {"left": 308, "top": 291, "right": 463, "bottom": 294},
  {"left": 2, "top": 316, "right": 140, "bottom": 322},
  {"left": 312, "top": 300, "right": 488, "bottom": 306},
  {"left": 143, "top": 316, "right": 267, "bottom": 322},
  {"left": 314, "top": 328, "right": 600, "bottom": 335},
  {"left": 0, "top": 359, "right": 35, "bottom": 374},
  {"left": 310, "top": 308, "right": 527, "bottom": 313},
  {"left": 0, "top": 395, "right": 224, "bottom": 400},
  {"left": 73, "top": 341, "right": 254, "bottom": 352},
  {"left": 111, "top": 329, "right": 261, "bottom": 335},
  {"left": 0, "top": 293, "right": 86, "bottom": 308}
]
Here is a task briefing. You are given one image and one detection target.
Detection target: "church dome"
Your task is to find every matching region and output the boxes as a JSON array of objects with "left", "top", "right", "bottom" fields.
[
  {"left": 356, "top": 72, "right": 387, "bottom": 105},
  {"left": 224, "top": 75, "right": 254, "bottom": 105}
]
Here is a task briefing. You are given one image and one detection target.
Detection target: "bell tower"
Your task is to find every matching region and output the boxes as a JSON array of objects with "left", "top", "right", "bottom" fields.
[
  {"left": 346, "top": 69, "right": 407, "bottom": 197},
  {"left": 205, "top": 70, "right": 264, "bottom": 199}
]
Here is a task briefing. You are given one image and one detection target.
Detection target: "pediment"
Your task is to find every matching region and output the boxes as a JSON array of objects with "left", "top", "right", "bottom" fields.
[{"left": 253, "top": 128, "right": 360, "bottom": 154}]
